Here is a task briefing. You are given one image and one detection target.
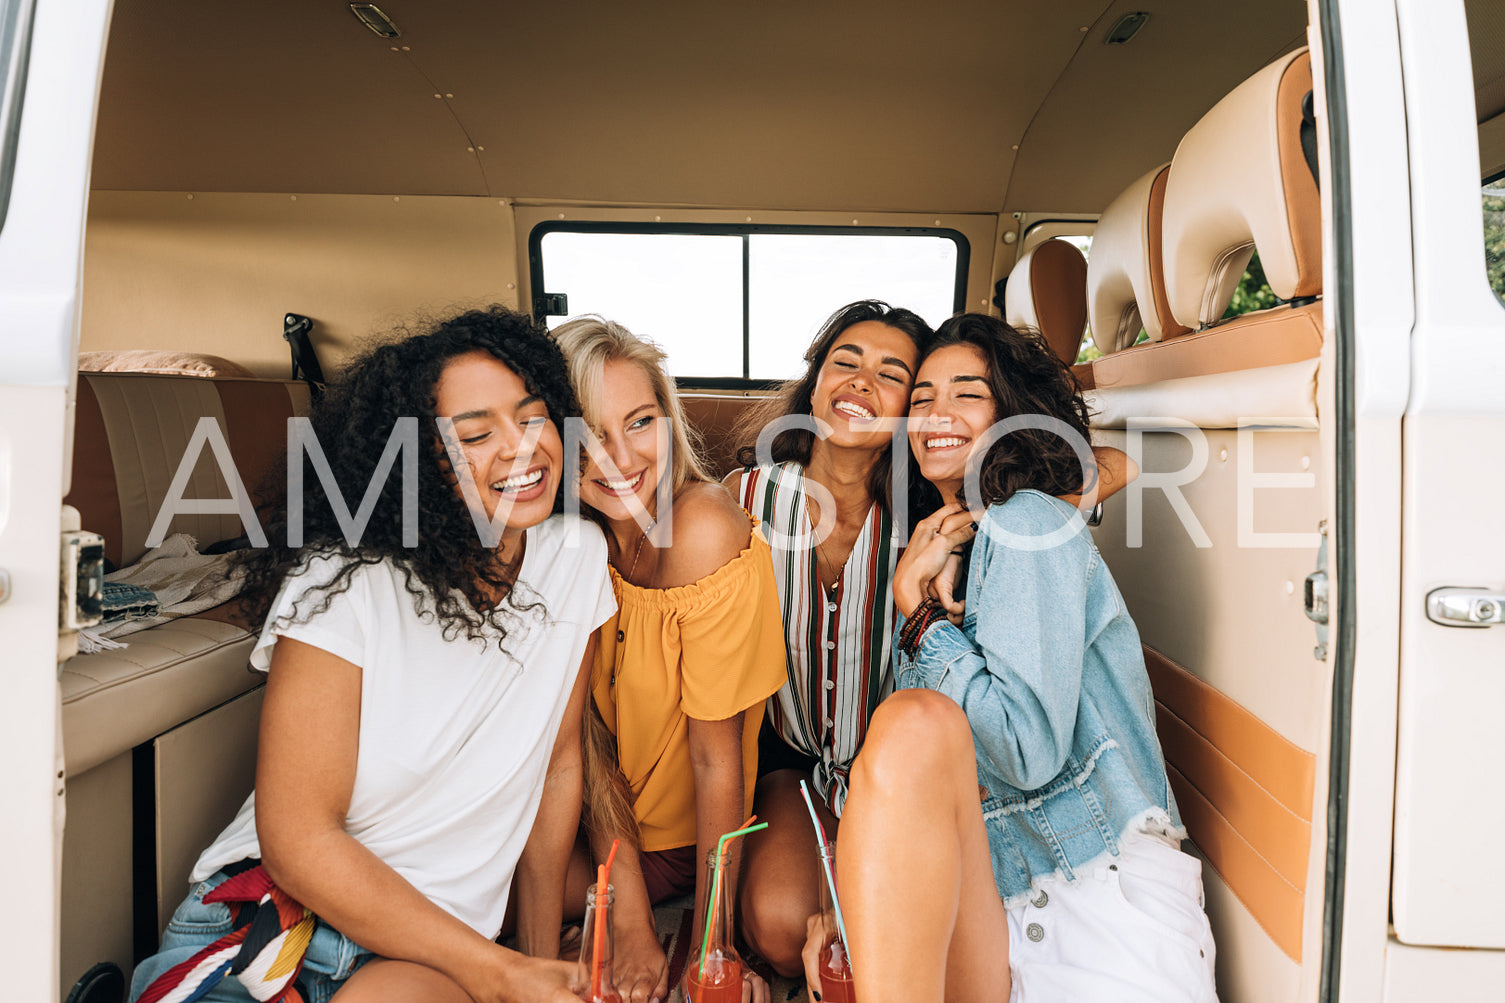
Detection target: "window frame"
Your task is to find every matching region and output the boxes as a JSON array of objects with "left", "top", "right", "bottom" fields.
[
  {"left": 527, "top": 220, "right": 970, "bottom": 388},
  {"left": 0, "top": 0, "right": 37, "bottom": 239}
]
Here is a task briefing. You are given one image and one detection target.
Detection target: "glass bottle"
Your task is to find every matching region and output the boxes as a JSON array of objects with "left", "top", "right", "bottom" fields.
[
  {"left": 573, "top": 884, "right": 623, "bottom": 1003},
  {"left": 682, "top": 849, "right": 744, "bottom": 1003},
  {"left": 815, "top": 840, "right": 856, "bottom": 1003}
]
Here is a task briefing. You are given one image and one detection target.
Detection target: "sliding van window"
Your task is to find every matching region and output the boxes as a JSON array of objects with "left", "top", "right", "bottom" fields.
[
  {"left": 530, "top": 224, "right": 968, "bottom": 384},
  {"left": 0, "top": 0, "right": 35, "bottom": 237}
]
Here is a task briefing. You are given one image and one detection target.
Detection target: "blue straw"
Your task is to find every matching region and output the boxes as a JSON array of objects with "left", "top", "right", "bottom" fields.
[{"left": 798, "top": 780, "right": 851, "bottom": 953}]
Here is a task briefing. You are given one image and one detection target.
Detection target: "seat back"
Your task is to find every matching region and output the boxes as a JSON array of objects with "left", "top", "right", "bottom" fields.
[{"left": 1004, "top": 237, "right": 1089, "bottom": 364}]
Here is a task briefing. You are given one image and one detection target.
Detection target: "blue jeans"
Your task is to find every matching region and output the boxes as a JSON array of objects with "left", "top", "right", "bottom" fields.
[{"left": 129, "top": 866, "right": 372, "bottom": 1003}]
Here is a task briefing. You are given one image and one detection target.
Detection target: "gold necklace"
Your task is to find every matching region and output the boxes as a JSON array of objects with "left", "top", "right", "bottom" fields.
[{"left": 622, "top": 519, "right": 656, "bottom": 583}]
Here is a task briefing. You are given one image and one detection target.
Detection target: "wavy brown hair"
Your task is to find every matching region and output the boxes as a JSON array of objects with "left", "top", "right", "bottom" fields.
[{"left": 731, "top": 300, "right": 932, "bottom": 513}]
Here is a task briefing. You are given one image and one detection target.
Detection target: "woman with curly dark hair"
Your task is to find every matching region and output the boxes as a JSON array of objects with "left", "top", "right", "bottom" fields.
[
  {"left": 814, "top": 314, "right": 1215, "bottom": 1003},
  {"left": 129, "top": 306, "right": 615, "bottom": 1003}
]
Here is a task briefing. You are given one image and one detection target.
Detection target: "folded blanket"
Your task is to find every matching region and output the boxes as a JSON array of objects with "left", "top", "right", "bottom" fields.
[{"left": 77, "top": 534, "right": 246, "bottom": 654}]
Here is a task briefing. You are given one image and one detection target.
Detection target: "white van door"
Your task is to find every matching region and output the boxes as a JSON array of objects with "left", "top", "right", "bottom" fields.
[
  {"left": 1388, "top": 0, "right": 1505, "bottom": 982},
  {"left": 0, "top": 0, "right": 114, "bottom": 998}
]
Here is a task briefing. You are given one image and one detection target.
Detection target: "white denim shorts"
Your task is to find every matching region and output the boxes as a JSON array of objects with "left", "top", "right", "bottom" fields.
[{"left": 1006, "top": 832, "right": 1218, "bottom": 1003}]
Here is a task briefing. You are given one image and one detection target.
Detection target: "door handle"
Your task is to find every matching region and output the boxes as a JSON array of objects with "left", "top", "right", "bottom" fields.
[{"left": 1426, "top": 588, "right": 1505, "bottom": 627}]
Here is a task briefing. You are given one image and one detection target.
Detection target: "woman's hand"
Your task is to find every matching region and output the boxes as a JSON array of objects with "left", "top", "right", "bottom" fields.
[
  {"left": 893, "top": 503, "right": 976, "bottom": 618},
  {"left": 741, "top": 967, "right": 770, "bottom": 1003},
  {"left": 799, "top": 913, "right": 826, "bottom": 1001},
  {"left": 475, "top": 953, "right": 581, "bottom": 1003},
  {"left": 613, "top": 916, "right": 669, "bottom": 1003}
]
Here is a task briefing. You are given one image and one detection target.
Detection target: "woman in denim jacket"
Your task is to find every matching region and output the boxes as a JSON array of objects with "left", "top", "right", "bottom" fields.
[{"left": 814, "top": 314, "right": 1217, "bottom": 1003}]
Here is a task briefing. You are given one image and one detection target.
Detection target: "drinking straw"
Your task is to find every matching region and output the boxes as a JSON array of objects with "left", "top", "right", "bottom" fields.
[
  {"left": 698, "top": 818, "right": 769, "bottom": 979},
  {"left": 799, "top": 780, "right": 850, "bottom": 953},
  {"left": 589, "top": 838, "right": 622, "bottom": 1001}
]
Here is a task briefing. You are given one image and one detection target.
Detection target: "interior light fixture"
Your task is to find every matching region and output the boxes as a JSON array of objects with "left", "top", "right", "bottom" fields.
[
  {"left": 349, "top": 3, "right": 402, "bottom": 39},
  {"left": 1104, "top": 12, "right": 1150, "bottom": 45}
]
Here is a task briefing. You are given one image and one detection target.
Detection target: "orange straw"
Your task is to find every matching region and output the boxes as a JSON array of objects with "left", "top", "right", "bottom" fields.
[{"left": 589, "top": 838, "right": 622, "bottom": 1001}]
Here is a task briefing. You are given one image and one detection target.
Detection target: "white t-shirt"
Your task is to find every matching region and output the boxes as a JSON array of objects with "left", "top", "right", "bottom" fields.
[{"left": 192, "top": 514, "right": 614, "bottom": 938}]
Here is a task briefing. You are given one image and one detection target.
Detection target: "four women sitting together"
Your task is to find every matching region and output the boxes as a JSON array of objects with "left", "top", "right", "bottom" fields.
[{"left": 130, "top": 301, "right": 1217, "bottom": 1003}]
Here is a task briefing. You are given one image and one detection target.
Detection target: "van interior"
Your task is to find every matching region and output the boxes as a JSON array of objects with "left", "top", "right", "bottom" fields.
[{"left": 53, "top": 0, "right": 1505, "bottom": 1000}]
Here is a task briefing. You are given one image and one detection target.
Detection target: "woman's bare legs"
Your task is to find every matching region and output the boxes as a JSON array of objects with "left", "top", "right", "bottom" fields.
[
  {"left": 737, "top": 769, "right": 836, "bottom": 977},
  {"left": 838, "top": 689, "right": 1010, "bottom": 1003},
  {"left": 330, "top": 958, "right": 472, "bottom": 1003}
]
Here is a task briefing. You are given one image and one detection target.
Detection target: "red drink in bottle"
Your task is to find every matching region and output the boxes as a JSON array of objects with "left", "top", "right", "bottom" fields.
[
  {"left": 684, "top": 955, "right": 742, "bottom": 1003},
  {"left": 818, "top": 935, "right": 856, "bottom": 1003}
]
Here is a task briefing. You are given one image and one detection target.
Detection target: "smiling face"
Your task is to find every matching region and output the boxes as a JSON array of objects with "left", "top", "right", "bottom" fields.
[
  {"left": 432, "top": 349, "right": 563, "bottom": 541},
  {"left": 577, "top": 357, "right": 668, "bottom": 527},
  {"left": 809, "top": 320, "right": 919, "bottom": 450},
  {"left": 908, "top": 343, "right": 998, "bottom": 501}
]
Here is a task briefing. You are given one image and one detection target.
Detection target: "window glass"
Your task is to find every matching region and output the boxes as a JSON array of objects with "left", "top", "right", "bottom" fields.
[
  {"left": 534, "top": 227, "right": 965, "bottom": 381},
  {"left": 1484, "top": 177, "right": 1505, "bottom": 302},
  {"left": 747, "top": 233, "right": 959, "bottom": 379},
  {"left": 537, "top": 231, "right": 744, "bottom": 377}
]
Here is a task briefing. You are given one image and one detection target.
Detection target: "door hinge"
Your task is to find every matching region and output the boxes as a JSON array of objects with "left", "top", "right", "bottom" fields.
[{"left": 1304, "top": 520, "right": 1329, "bottom": 660}]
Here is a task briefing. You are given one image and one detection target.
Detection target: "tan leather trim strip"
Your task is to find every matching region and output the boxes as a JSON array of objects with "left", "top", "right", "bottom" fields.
[
  {"left": 1090, "top": 300, "right": 1321, "bottom": 389},
  {"left": 1145, "top": 645, "right": 1316, "bottom": 818},
  {"left": 66, "top": 376, "right": 125, "bottom": 569},
  {"left": 216, "top": 379, "right": 295, "bottom": 506},
  {"left": 1168, "top": 766, "right": 1304, "bottom": 962},
  {"left": 1071, "top": 362, "right": 1096, "bottom": 392},
  {"left": 1155, "top": 701, "right": 1310, "bottom": 890},
  {"left": 1277, "top": 52, "right": 1322, "bottom": 299},
  {"left": 1146, "top": 166, "right": 1191, "bottom": 340}
]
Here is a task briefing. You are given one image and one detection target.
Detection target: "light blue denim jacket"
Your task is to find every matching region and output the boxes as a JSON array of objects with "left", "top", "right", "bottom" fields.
[{"left": 894, "top": 490, "right": 1182, "bottom": 907}]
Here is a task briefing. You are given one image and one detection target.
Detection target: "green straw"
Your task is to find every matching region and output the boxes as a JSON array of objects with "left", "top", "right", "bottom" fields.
[
  {"left": 698, "top": 821, "right": 769, "bottom": 979},
  {"left": 799, "top": 780, "right": 851, "bottom": 954}
]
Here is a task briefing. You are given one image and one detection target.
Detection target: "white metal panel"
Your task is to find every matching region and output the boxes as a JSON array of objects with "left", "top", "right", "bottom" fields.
[
  {"left": 1319, "top": 1, "right": 1414, "bottom": 1000},
  {"left": 1391, "top": 0, "right": 1505, "bottom": 949},
  {"left": 0, "top": 0, "right": 114, "bottom": 998},
  {"left": 1383, "top": 940, "right": 1505, "bottom": 1002}
]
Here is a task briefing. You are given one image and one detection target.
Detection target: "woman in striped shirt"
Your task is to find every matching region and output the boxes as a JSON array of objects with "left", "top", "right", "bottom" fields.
[
  {"left": 726, "top": 300, "right": 933, "bottom": 976},
  {"left": 728, "top": 301, "right": 1133, "bottom": 977}
]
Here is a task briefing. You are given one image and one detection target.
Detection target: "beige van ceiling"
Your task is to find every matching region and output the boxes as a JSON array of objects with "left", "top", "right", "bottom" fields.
[{"left": 92, "top": 0, "right": 1307, "bottom": 214}]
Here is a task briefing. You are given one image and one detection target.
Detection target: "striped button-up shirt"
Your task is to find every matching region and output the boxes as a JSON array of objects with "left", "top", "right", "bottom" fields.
[{"left": 738, "top": 462, "right": 901, "bottom": 815}]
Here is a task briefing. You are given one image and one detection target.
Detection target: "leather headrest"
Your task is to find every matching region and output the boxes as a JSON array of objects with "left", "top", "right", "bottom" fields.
[
  {"left": 1004, "top": 238, "right": 1089, "bottom": 364},
  {"left": 1162, "top": 49, "right": 1322, "bottom": 330},
  {"left": 1086, "top": 163, "right": 1191, "bottom": 352}
]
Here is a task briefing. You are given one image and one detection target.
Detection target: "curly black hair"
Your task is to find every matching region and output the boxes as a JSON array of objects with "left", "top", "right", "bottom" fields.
[
  {"left": 233, "top": 305, "right": 580, "bottom": 651},
  {"left": 909, "top": 313, "right": 1093, "bottom": 521},
  {"left": 731, "top": 299, "right": 933, "bottom": 514}
]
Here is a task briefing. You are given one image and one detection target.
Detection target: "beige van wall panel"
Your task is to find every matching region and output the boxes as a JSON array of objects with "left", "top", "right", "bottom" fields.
[
  {"left": 59, "top": 753, "right": 134, "bottom": 999},
  {"left": 1091, "top": 427, "right": 1326, "bottom": 753},
  {"left": 83, "top": 192, "right": 519, "bottom": 377},
  {"left": 1195, "top": 847, "right": 1302, "bottom": 1003},
  {"left": 154, "top": 688, "right": 264, "bottom": 935}
]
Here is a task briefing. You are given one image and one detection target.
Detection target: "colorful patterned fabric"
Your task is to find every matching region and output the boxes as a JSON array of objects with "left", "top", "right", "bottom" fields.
[
  {"left": 737, "top": 462, "right": 901, "bottom": 815},
  {"left": 136, "top": 864, "right": 315, "bottom": 1003}
]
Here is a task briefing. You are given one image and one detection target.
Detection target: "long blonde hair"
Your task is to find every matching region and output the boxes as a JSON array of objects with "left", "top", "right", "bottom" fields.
[{"left": 552, "top": 315, "right": 713, "bottom": 492}]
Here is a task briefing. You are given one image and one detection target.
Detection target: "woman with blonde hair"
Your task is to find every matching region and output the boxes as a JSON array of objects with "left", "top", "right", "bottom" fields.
[{"left": 553, "top": 316, "right": 787, "bottom": 1003}]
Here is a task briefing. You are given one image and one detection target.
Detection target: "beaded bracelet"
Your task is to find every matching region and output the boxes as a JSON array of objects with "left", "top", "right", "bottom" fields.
[{"left": 898, "top": 596, "right": 947, "bottom": 658}]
